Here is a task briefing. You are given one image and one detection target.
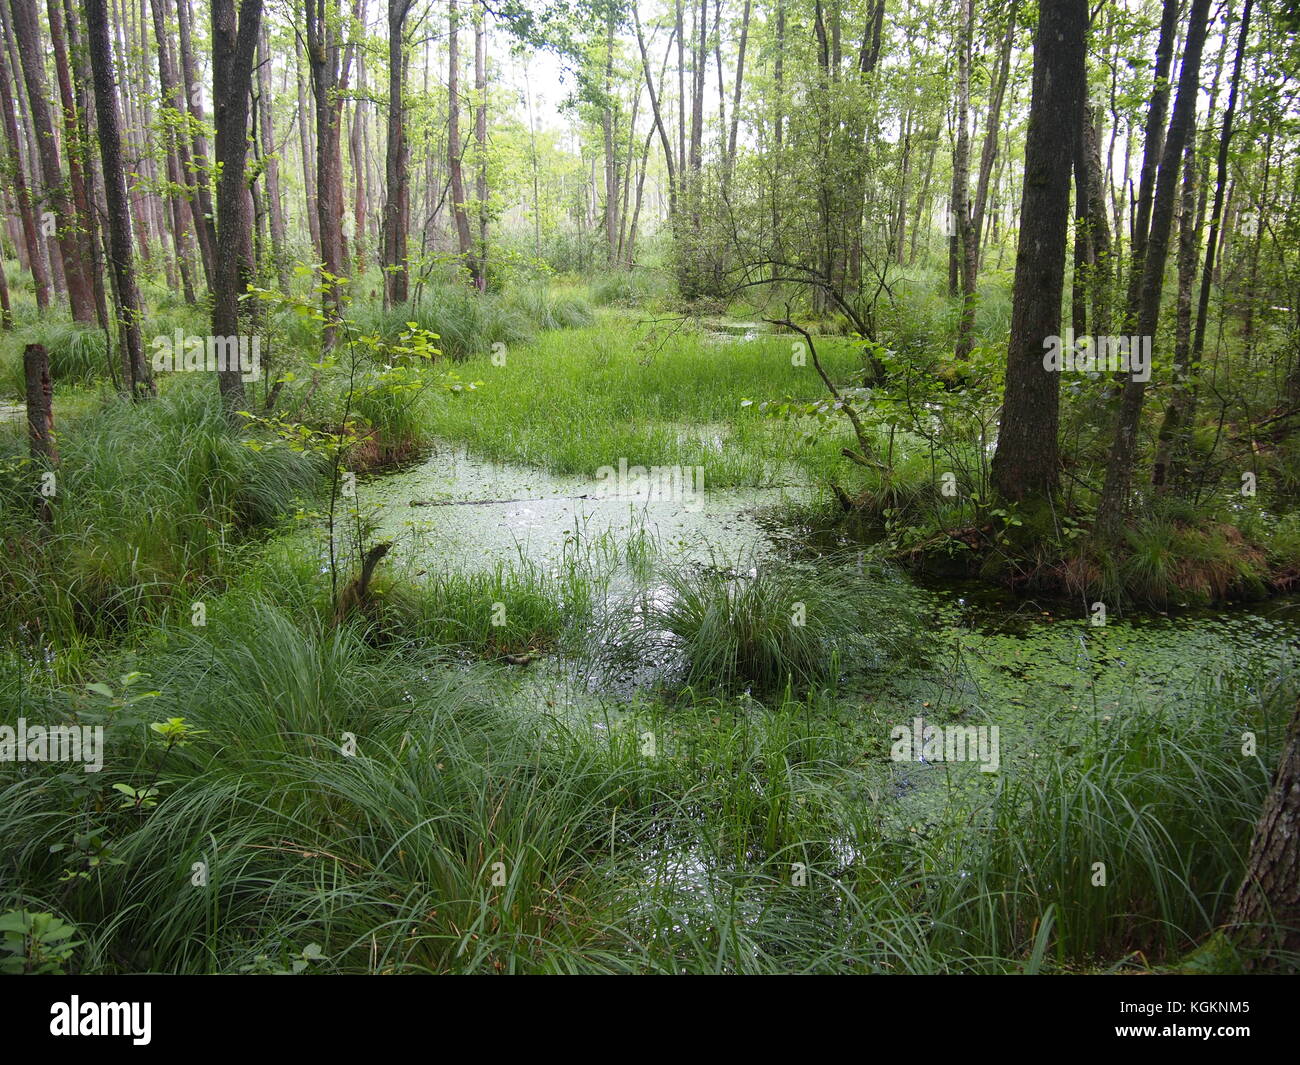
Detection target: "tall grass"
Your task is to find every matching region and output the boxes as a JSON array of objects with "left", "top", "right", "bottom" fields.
[
  {"left": 418, "top": 319, "right": 863, "bottom": 486},
  {"left": 0, "top": 306, "right": 211, "bottom": 396},
  {"left": 1, "top": 597, "right": 1289, "bottom": 973},
  {"left": 642, "top": 553, "right": 922, "bottom": 692},
  {"left": 0, "top": 377, "right": 321, "bottom": 649}
]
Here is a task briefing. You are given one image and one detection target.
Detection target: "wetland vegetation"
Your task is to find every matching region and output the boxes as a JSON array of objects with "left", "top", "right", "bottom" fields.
[{"left": 2, "top": 0, "right": 1299, "bottom": 978}]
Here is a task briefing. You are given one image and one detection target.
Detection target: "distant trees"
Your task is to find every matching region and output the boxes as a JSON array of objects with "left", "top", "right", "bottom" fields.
[
  {"left": 7, "top": 0, "right": 96, "bottom": 322},
  {"left": 303, "top": 0, "right": 351, "bottom": 344}
]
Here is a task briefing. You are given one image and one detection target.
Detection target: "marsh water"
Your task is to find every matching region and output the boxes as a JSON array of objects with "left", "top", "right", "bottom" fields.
[
  {"left": 360, "top": 439, "right": 1300, "bottom": 727},
  {"left": 342, "top": 438, "right": 1300, "bottom": 889}
]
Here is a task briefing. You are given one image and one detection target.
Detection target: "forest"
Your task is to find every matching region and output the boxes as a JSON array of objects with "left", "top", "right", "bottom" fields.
[{"left": 0, "top": 0, "right": 1298, "bottom": 980}]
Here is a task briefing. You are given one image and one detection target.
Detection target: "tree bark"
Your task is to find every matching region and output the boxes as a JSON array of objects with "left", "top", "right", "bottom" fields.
[
  {"left": 305, "top": 0, "right": 351, "bottom": 343},
  {"left": 381, "top": 0, "right": 411, "bottom": 307},
  {"left": 447, "top": 0, "right": 480, "bottom": 288},
  {"left": 952, "top": 0, "right": 977, "bottom": 357},
  {"left": 1094, "top": 0, "right": 1212, "bottom": 540},
  {"left": 257, "top": 22, "right": 290, "bottom": 293},
  {"left": 211, "top": 0, "right": 263, "bottom": 413},
  {"left": 7, "top": 0, "right": 96, "bottom": 321},
  {"left": 0, "top": 26, "right": 49, "bottom": 309},
  {"left": 990, "top": 0, "right": 1086, "bottom": 505},
  {"left": 1229, "top": 697, "right": 1300, "bottom": 969},
  {"left": 176, "top": 0, "right": 219, "bottom": 280},
  {"left": 85, "top": 0, "right": 152, "bottom": 397}
]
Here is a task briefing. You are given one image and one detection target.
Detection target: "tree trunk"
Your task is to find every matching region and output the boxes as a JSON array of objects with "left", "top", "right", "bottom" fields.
[
  {"left": 305, "top": 0, "right": 351, "bottom": 343},
  {"left": 176, "top": 0, "right": 219, "bottom": 280},
  {"left": 1094, "top": 0, "right": 1212, "bottom": 540},
  {"left": 601, "top": 7, "right": 619, "bottom": 267},
  {"left": 473, "top": 2, "right": 487, "bottom": 289},
  {"left": 24, "top": 343, "right": 56, "bottom": 461},
  {"left": 0, "top": 27, "right": 49, "bottom": 309},
  {"left": 296, "top": 32, "right": 321, "bottom": 257},
  {"left": 972, "top": 0, "right": 1018, "bottom": 265},
  {"left": 952, "top": 0, "right": 977, "bottom": 357},
  {"left": 1151, "top": 136, "right": 1200, "bottom": 490},
  {"left": 350, "top": 46, "right": 368, "bottom": 274},
  {"left": 1229, "top": 697, "right": 1300, "bottom": 969},
  {"left": 8, "top": 0, "right": 96, "bottom": 321},
  {"left": 257, "top": 22, "right": 290, "bottom": 293},
  {"left": 447, "top": 0, "right": 480, "bottom": 288},
  {"left": 46, "top": 0, "right": 98, "bottom": 309},
  {"left": 85, "top": 0, "right": 152, "bottom": 397},
  {"left": 989, "top": 0, "right": 1086, "bottom": 505},
  {"left": 381, "top": 0, "right": 411, "bottom": 307},
  {"left": 1122, "top": 0, "right": 1179, "bottom": 320},
  {"left": 211, "top": 0, "right": 263, "bottom": 413}
]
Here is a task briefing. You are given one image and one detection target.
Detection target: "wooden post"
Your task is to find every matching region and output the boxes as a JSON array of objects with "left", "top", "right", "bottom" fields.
[
  {"left": 24, "top": 343, "right": 56, "bottom": 524},
  {"left": 24, "top": 344, "right": 56, "bottom": 462}
]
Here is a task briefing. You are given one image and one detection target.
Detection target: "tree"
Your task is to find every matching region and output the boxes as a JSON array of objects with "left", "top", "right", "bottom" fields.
[
  {"left": 6, "top": 0, "right": 96, "bottom": 321},
  {"left": 211, "top": 0, "right": 264, "bottom": 413},
  {"left": 448, "top": 0, "right": 482, "bottom": 289},
  {"left": 1155, "top": 0, "right": 1255, "bottom": 490},
  {"left": 989, "top": 0, "right": 1086, "bottom": 505},
  {"left": 1229, "top": 697, "right": 1300, "bottom": 969},
  {"left": 1094, "top": 0, "right": 1213, "bottom": 539},
  {"left": 381, "top": 0, "right": 413, "bottom": 307},
  {"left": 0, "top": 28, "right": 49, "bottom": 310},
  {"left": 84, "top": 0, "right": 151, "bottom": 397},
  {"left": 304, "top": 0, "right": 353, "bottom": 342}
]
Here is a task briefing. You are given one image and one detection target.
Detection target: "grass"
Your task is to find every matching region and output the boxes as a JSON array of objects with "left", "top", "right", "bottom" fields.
[
  {"left": 418, "top": 316, "right": 863, "bottom": 487},
  {"left": 0, "top": 305, "right": 211, "bottom": 397},
  {"left": 641, "top": 552, "right": 923, "bottom": 693},
  {"left": 1, "top": 276, "right": 1297, "bottom": 975},
  {"left": 0, "top": 376, "right": 321, "bottom": 652},
  {"left": 1, "top": 579, "right": 1291, "bottom": 972},
  {"left": 367, "top": 557, "right": 595, "bottom": 656}
]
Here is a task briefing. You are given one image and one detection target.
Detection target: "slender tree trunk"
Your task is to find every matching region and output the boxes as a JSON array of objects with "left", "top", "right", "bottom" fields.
[
  {"left": 1122, "top": 0, "right": 1179, "bottom": 321},
  {"left": 601, "top": 7, "right": 619, "bottom": 266},
  {"left": 8, "top": 0, "right": 96, "bottom": 321},
  {"left": 1228, "top": 696, "right": 1300, "bottom": 969},
  {"left": 211, "top": 0, "right": 263, "bottom": 412},
  {"left": 381, "top": 0, "right": 411, "bottom": 307},
  {"left": 952, "top": 0, "right": 977, "bottom": 357},
  {"left": 1095, "top": 0, "right": 1212, "bottom": 539},
  {"left": 305, "top": 0, "right": 351, "bottom": 343},
  {"left": 176, "top": 0, "right": 219, "bottom": 279},
  {"left": 350, "top": 46, "right": 368, "bottom": 273},
  {"left": 723, "top": 0, "right": 750, "bottom": 195},
  {"left": 473, "top": 1, "right": 487, "bottom": 289},
  {"left": 46, "top": 0, "right": 98, "bottom": 305},
  {"left": 447, "top": 0, "right": 479, "bottom": 288},
  {"left": 0, "top": 29, "right": 49, "bottom": 308},
  {"left": 295, "top": 33, "right": 321, "bottom": 257},
  {"left": 257, "top": 23, "right": 290, "bottom": 293},
  {"left": 1151, "top": 136, "right": 1201, "bottom": 489},
  {"left": 972, "top": 0, "right": 1017, "bottom": 264},
  {"left": 85, "top": 0, "right": 151, "bottom": 396}
]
